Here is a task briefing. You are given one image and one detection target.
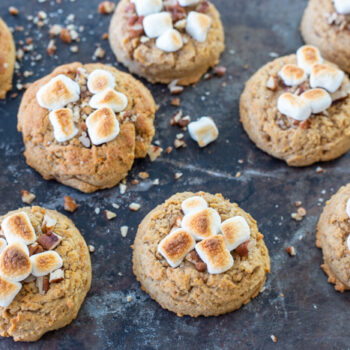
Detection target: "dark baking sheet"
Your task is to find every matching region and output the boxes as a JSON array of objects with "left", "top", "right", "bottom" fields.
[{"left": 1, "top": 0, "right": 349, "bottom": 349}]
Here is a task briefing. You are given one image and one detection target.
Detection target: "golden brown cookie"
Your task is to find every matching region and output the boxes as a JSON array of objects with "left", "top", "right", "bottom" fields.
[
  {"left": 17, "top": 63, "right": 156, "bottom": 193},
  {"left": 240, "top": 46, "right": 350, "bottom": 166},
  {"left": 132, "top": 191, "right": 270, "bottom": 317},
  {"left": 109, "top": 0, "right": 225, "bottom": 85},
  {"left": 0, "top": 206, "right": 91, "bottom": 342},
  {"left": 0, "top": 18, "right": 15, "bottom": 99}
]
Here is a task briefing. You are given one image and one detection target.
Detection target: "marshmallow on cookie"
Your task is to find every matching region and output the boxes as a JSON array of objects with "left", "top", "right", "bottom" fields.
[
  {"left": 333, "top": 0, "right": 350, "bottom": 14},
  {"left": 49, "top": 108, "right": 78, "bottom": 143},
  {"left": 2, "top": 212, "right": 36, "bottom": 245},
  {"left": 87, "top": 69, "right": 116, "bottom": 94}
]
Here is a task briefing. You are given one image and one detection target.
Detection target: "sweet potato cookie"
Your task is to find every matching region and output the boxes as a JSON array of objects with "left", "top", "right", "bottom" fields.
[
  {"left": 109, "top": 0, "right": 225, "bottom": 85},
  {"left": 132, "top": 191, "right": 270, "bottom": 317},
  {"left": 0, "top": 206, "right": 91, "bottom": 342},
  {"left": 240, "top": 45, "right": 350, "bottom": 166},
  {"left": 0, "top": 18, "right": 15, "bottom": 99},
  {"left": 17, "top": 62, "right": 156, "bottom": 193}
]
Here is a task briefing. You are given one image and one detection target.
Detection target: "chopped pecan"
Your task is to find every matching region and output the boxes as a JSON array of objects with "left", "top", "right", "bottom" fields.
[
  {"left": 36, "top": 276, "right": 50, "bottom": 295},
  {"left": 60, "top": 28, "right": 71, "bottom": 43},
  {"left": 49, "top": 269, "right": 64, "bottom": 283},
  {"left": 21, "top": 190, "right": 36, "bottom": 204},
  {"left": 196, "top": 1, "right": 210, "bottom": 13},
  {"left": 29, "top": 243, "right": 44, "bottom": 256},
  {"left": 37, "top": 232, "right": 62, "bottom": 250},
  {"left": 186, "top": 250, "right": 207, "bottom": 272},
  {"left": 98, "top": 1, "right": 115, "bottom": 14},
  {"left": 64, "top": 196, "right": 78, "bottom": 212},
  {"left": 165, "top": 4, "right": 186, "bottom": 22},
  {"left": 236, "top": 241, "right": 249, "bottom": 257}
]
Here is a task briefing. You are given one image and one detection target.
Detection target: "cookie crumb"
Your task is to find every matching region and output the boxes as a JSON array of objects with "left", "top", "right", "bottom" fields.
[{"left": 98, "top": 1, "right": 115, "bottom": 14}]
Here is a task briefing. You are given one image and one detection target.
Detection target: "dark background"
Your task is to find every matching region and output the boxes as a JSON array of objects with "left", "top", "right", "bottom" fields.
[{"left": 1, "top": 0, "right": 349, "bottom": 349}]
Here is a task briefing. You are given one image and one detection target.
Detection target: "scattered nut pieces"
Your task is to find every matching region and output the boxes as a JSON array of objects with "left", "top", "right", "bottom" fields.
[
  {"left": 316, "top": 166, "right": 324, "bottom": 174},
  {"left": 171, "top": 97, "right": 181, "bottom": 106},
  {"left": 129, "top": 203, "right": 141, "bottom": 211},
  {"left": 21, "top": 190, "right": 36, "bottom": 204},
  {"left": 64, "top": 196, "right": 78, "bottom": 213},
  {"left": 270, "top": 335, "right": 278, "bottom": 343},
  {"left": 213, "top": 66, "right": 226, "bottom": 77},
  {"left": 174, "top": 172, "right": 183, "bottom": 180},
  {"left": 88, "top": 245, "right": 95, "bottom": 253},
  {"left": 105, "top": 210, "right": 117, "bottom": 220},
  {"left": 147, "top": 145, "right": 163, "bottom": 161},
  {"left": 9, "top": 6, "right": 19, "bottom": 16},
  {"left": 126, "top": 295, "right": 133, "bottom": 302},
  {"left": 121, "top": 226, "right": 129, "bottom": 237},
  {"left": 297, "top": 207, "right": 307, "bottom": 217},
  {"left": 285, "top": 246, "right": 296, "bottom": 256},
  {"left": 266, "top": 76, "right": 278, "bottom": 90},
  {"left": 98, "top": 1, "right": 115, "bottom": 14},
  {"left": 138, "top": 172, "right": 149, "bottom": 179},
  {"left": 37, "top": 232, "right": 62, "bottom": 250}
]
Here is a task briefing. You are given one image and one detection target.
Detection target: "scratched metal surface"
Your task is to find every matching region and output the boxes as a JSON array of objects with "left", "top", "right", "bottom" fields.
[{"left": 0, "top": 0, "right": 349, "bottom": 349}]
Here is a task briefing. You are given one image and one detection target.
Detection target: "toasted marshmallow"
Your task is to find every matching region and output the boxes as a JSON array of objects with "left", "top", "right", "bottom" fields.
[
  {"left": 296, "top": 45, "right": 323, "bottom": 74},
  {"left": 2, "top": 212, "right": 36, "bottom": 245},
  {"left": 181, "top": 196, "right": 208, "bottom": 215},
  {"left": 220, "top": 216, "right": 250, "bottom": 251},
  {"left": 186, "top": 11, "right": 212, "bottom": 42},
  {"left": 49, "top": 108, "right": 78, "bottom": 142},
  {"left": 0, "top": 276, "right": 22, "bottom": 308},
  {"left": 182, "top": 208, "right": 221, "bottom": 240},
  {"left": 0, "top": 239, "right": 7, "bottom": 255},
  {"left": 179, "top": 0, "right": 200, "bottom": 6},
  {"left": 195, "top": 235, "right": 233, "bottom": 274},
  {"left": 277, "top": 93, "right": 311, "bottom": 121},
  {"left": 346, "top": 197, "right": 350, "bottom": 217},
  {"left": 0, "top": 242, "right": 32, "bottom": 282},
  {"left": 334, "top": 0, "right": 350, "bottom": 14},
  {"left": 134, "top": 0, "right": 162, "bottom": 16},
  {"left": 301, "top": 89, "right": 332, "bottom": 114},
  {"left": 310, "top": 64, "right": 345, "bottom": 93},
  {"left": 86, "top": 107, "right": 120, "bottom": 145},
  {"left": 278, "top": 64, "right": 307, "bottom": 86},
  {"left": 89, "top": 88, "right": 128, "bottom": 112},
  {"left": 87, "top": 69, "right": 116, "bottom": 94},
  {"left": 156, "top": 29, "right": 183, "bottom": 52},
  {"left": 143, "top": 12, "right": 173, "bottom": 38},
  {"left": 188, "top": 117, "right": 219, "bottom": 147},
  {"left": 36, "top": 74, "right": 80, "bottom": 110},
  {"left": 158, "top": 229, "right": 195, "bottom": 267},
  {"left": 30, "top": 251, "right": 63, "bottom": 277}
]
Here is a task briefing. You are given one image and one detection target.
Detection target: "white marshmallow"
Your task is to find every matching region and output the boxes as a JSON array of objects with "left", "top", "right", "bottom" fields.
[
  {"left": 178, "top": 0, "right": 200, "bottom": 6},
  {"left": 86, "top": 107, "right": 120, "bottom": 146},
  {"left": 182, "top": 207, "right": 221, "bottom": 240},
  {"left": 181, "top": 196, "right": 208, "bottom": 215},
  {"left": 346, "top": 197, "right": 350, "bottom": 218},
  {"left": 36, "top": 74, "right": 80, "bottom": 110},
  {"left": 89, "top": 88, "right": 128, "bottom": 112},
  {"left": 0, "top": 239, "right": 7, "bottom": 255},
  {"left": 296, "top": 45, "right": 323, "bottom": 74},
  {"left": 220, "top": 216, "right": 250, "bottom": 251},
  {"left": 156, "top": 29, "right": 183, "bottom": 52},
  {"left": 87, "top": 69, "right": 116, "bottom": 94},
  {"left": 347, "top": 234, "right": 350, "bottom": 251},
  {"left": 30, "top": 251, "right": 63, "bottom": 277},
  {"left": 186, "top": 11, "right": 212, "bottom": 42},
  {"left": 143, "top": 12, "right": 173, "bottom": 38},
  {"left": 277, "top": 93, "right": 311, "bottom": 121},
  {"left": 334, "top": 0, "right": 350, "bottom": 14},
  {"left": 195, "top": 235, "right": 233, "bottom": 274},
  {"left": 310, "top": 64, "right": 345, "bottom": 93},
  {"left": 188, "top": 117, "right": 219, "bottom": 147},
  {"left": 2, "top": 212, "right": 36, "bottom": 245},
  {"left": 158, "top": 229, "right": 195, "bottom": 268},
  {"left": 0, "top": 276, "right": 22, "bottom": 308},
  {"left": 134, "top": 0, "right": 162, "bottom": 16},
  {"left": 49, "top": 108, "right": 78, "bottom": 143},
  {"left": 278, "top": 64, "right": 307, "bottom": 86},
  {"left": 301, "top": 89, "right": 332, "bottom": 114}
]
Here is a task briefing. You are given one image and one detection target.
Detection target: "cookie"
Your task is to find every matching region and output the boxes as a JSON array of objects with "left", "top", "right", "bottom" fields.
[
  {"left": 301, "top": 0, "right": 350, "bottom": 73},
  {"left": 132, "top": 191, "right": 270, "bottom": 317},
  {"left": 0, "top": 206, "right": 91, "bottom": 342},
  {"left": 109, "top": 0, "right": 225, "bottom": 85},
  {"left": 17, "top": 63, "right": 156, "bottom": 193},
  {"left": 0, "top": 18, "right": 16, "bottom": 99},
  {"left": 240, "top": 45, "right": 350, "bottom": 166}
]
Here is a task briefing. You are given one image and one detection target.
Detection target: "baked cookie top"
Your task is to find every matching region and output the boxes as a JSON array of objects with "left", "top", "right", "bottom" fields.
[{"left": 0, "top": 206, "right": 91, "bottom": 342}]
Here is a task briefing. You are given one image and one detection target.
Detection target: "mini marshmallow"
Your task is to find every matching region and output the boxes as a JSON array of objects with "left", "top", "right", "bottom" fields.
[
  {"left": 220, "top": 216, "right": 250, "bottom": 251},
  {"left": 334, "top": 0, "right": 350, "bottom": 14},
  {"left": 87, "top": 69, "right": 116, "bottom": 94},
  {"left": 296, "top": 45, "right": 323, "bottom": 74},
  {"left": 277, "top": 93, "right": 311, "bottom": 121},
  {"left": 347, "top": 234, "right": 350, "bottom": 251},
  {"left": 0, "top": 276, "right": 22, "bottom": 308},
  {"left": 30, "top": 251, "right": 63, "bottom": 277},
  {"left": 156, "top": 29, "right": 183, "bottom": 52},
  {"left": 188, "top": 117, "right": 219, "bottom": 147},
  {"left": 181, "top": 196, "right": 208, "bottom": 215},
  {"left": 134, "top": 0, "right": 162, "bottom": 16},
  {"left": 178, "top": 0, "right": 201, "bottom": 6},
  {"left": 86, "top": 107, "right": 120, "bottom": 146},
  {"left": 49, "top": 108, "right": 78, "bottom": 142},
  {"left": 89, "top": 88, "right": 128, "bottom": 112},
  {"left": 2, "top": 212, "right": 36, "bottom": 245},
  {"left": 0, "top": 239, "right": 7, "bottom": 255},
  {"left": 186, "top": 11, "right": 212, "bottom": 42},
  {"left": 158, "top": 229, "right": 195, "bottom": 268},
  {"left": 143, "top": 12, "right": 173, "bottom": 38},
  {"left": 278, "top": 64, "right": 307, "bottom": 86},
  {"left": 36, "top": 74, "right": 80, "bottom": 110},
  {"left": 301, "top": 89, "right": 332, "bottom": 114},
  {"left": 0, "top": 242, "right": 32, "bottom": 282},
  {"left": 195, "top": 235, "right": 233, "bottom": 274},
  {"left": 346, "top": 197, "right": 350, "bottom": 217},
  {"left": 182, "top": 207, "right": 221, "bottom": 240},
  {"left": 310, "top": 64, "right": 345, "bottom": 93}
]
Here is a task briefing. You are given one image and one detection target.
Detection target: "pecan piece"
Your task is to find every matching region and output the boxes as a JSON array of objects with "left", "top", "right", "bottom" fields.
[
  {"left": 36, "top": 276, "right": 50, "bottom": 295},
  {"left": 29, "top": 243, "right": 44, "bottom": 256},
  {"left": 236, "top": 241, "right": 249, "bottom": 257},
  {"left": 64, "top": 196, "right": 78, "bottom": 212},
  {"left": 186, "top": 250, "right": 207, "bottom": 272},
  {"left": 165, "top": 4, "right": 186, "bottom": 22},
  {"left": 37, "top": 232, "right": 62, "bottom": 250}
]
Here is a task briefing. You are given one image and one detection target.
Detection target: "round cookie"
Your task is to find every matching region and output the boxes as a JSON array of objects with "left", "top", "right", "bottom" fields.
[
  {"left": 109, "top": 0, "right": 225, "bottom": 85},
  {"left": 301, "top": 0, "right": 350, "bottom": 73},
  {"left": 0, "top": 206, "right": 91, "bottom": 342},
  {"left": 0, "top": 18, "right": 15, "bottom": 99},
  {"left": 132, "top": 191, "right": 270, "bottom": 317},
  {"left": 240, "top": 47, "right": 350, "bottom": 166},
  {"left": 17, "top": 63, "right": 156, "bottom": 193}
]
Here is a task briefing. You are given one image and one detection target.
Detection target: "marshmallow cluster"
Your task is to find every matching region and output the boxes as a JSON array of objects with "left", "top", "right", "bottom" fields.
[
  {"left": 333, "top": 0, "right": 350, "bottom": 14},
  {"left": 158, "top": 196, "right": 251, "bottom": 274},
  {"left": 188, "top": 116, "right": 219, "bottom": 147}
]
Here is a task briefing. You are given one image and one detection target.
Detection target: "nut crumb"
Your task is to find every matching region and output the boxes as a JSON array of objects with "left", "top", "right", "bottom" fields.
[
  {"left": 285, "top": 246, "right": 296, "bottom": 256},
  {"left": 21, "top": 190, "right": 36, "bottom": 204},
  {"left": 105, "top": 210, "right": 117, "bottom": 220},
  {"left": 126, "top": 295, "right": 133, "bottom": 302},
  {"left": 88, "top": 245, "right": 95, "bottom": 253},
  {"left": 98, "top": 1, "right": 115, "bottom": 14},
  {"left": 316, "top": 166, "right": 324, "bottom": 174},
  {"left": 64, "top": 196, "right": 78, "bottom": 212},
  {"left": 129, "top": 203, "right": 141, "bottom": 211},
  {"left": 270, "top": 335, "right": 277, "bottom": 343},
  {"left": 9, "top": 6, "right": 19, "bottom": 16},
  {"left": 174, "top": 172, "right": 183, "bottom": 180},
  {"left": 171, "top": 97, "right": 180, "bottom": 106},
  {"left": 138, "top": 171, "right": 149, "bottom": 179},
  {"left": 121, "top": 226, "right": 129, "bottom": 237}
]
